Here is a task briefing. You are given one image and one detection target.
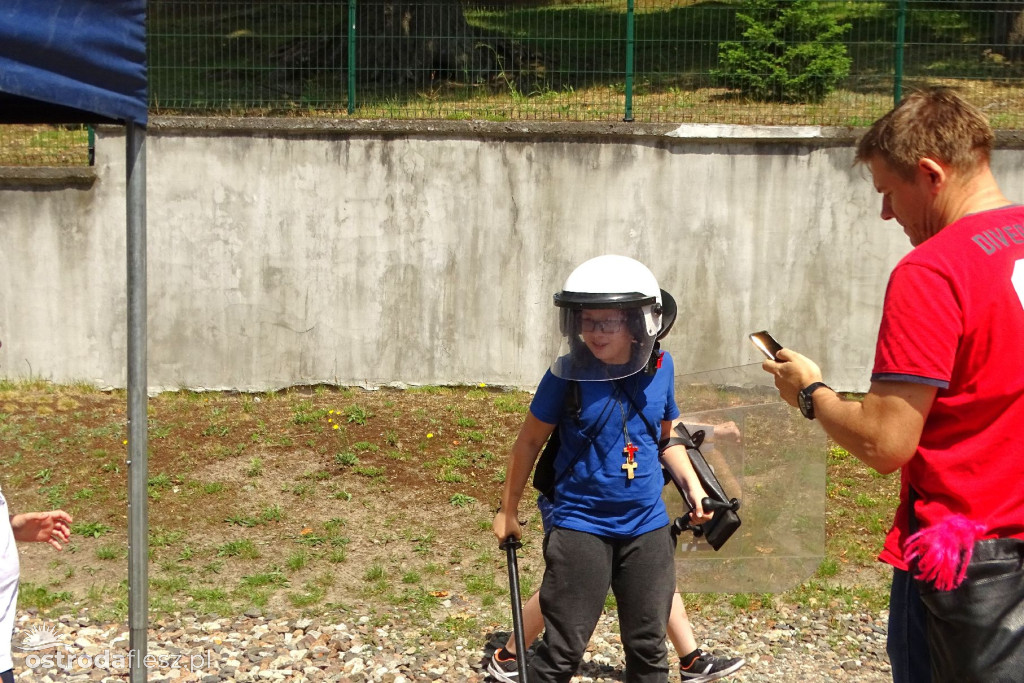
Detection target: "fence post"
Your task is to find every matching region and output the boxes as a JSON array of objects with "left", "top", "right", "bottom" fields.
[
  {"left": 624, "top": 0, "right": 635, "bottom": 122},
  {"left": 348, "top": 0, "right": 357, "bottom": 114},
  {"left": 893, "top": 0, "right": 906, "bottom": 105}
]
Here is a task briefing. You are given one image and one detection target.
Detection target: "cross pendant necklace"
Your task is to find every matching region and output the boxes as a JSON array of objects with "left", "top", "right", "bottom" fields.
[
  {"left": 622, "top": 441, "right": 638, "bottom": 480},
  {"left": 617, "top": 397, "right": 638, "bottom": 480}
]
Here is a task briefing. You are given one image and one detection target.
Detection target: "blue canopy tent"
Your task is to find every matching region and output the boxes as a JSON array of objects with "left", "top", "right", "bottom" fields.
[
  {"left": 0, "top": 2, "right": 150, "bottom": 680},
  {"left": 0, "top": 2, "right": 147, "bottom": 125}
]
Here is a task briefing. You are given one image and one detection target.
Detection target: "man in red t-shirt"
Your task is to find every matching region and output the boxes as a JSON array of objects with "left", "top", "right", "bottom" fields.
[{"left": 764, "top": 87, "right": 1024, "bottom": 683}]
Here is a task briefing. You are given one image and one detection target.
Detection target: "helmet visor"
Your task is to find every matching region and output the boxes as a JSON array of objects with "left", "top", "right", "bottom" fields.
[{"left": 550, "top": 306, "right": 658, "bottom": 381}]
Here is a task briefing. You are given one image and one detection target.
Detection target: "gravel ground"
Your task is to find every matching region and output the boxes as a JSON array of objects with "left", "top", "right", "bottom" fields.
[{"left": 10, "top": 603, "right": 892, "bottom": 682}]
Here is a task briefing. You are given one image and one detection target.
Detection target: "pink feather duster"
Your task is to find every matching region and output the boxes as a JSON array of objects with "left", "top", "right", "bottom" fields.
[{"left": 904, "top": 514, "right": 987, "bottom": 591}]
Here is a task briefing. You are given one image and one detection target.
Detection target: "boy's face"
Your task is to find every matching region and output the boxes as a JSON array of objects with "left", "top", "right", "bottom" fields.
[{"left": 580, "top": 309, "right": 634, "bottom": 365}]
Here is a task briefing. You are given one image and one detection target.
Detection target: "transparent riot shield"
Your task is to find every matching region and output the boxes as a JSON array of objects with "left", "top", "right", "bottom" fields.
[{"left": 665, "top": 363, "right": 827, "bottom": 593}]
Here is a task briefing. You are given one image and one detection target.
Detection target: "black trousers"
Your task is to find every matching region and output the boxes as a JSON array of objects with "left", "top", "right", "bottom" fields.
[
  {"left": 918, "top": 538, "right": 1024, "bottom": 683},
  {"left": 530, "top": 524, "right": 676, "bottom": 683}
]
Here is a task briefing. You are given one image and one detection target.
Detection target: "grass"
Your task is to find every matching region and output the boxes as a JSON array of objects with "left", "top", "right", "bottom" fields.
[
  {"left": 450, "top": 493, "right": 477, "bottom": 507},
  {"left": 94, "top": 545, "right": 121, "bottom": 561},
  {"left": 72, "top": 521, "right": 111, "bottom": 538},
  {"left": 225, "top": 504, "right": 283, "bottom": 528},
  {"left": 217, "top": 539, "right": 260, "bottom": 559},
  {"left": 0, "top": 125, "right": 91, "bottom": 167},
  {"left": 17, "top": 583, "right": 73, "bottom": 610}
]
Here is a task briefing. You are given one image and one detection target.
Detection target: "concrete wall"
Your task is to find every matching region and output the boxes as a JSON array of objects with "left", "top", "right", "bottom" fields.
[{"left": 3, "top": 119, "right": 1023, "bottom": 393}]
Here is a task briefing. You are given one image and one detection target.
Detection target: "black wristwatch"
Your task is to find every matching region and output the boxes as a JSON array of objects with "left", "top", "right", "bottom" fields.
[{"left": 798, "top": 382, "right": 830, "bottom": 420}]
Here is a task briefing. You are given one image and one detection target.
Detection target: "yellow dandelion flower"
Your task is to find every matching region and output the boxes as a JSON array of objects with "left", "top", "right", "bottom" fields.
[
  {"left": 479, "top": 382, "right": 486, "bottom": 387},
  {"left": 427, "top": 433, "right": 434, "bottom": 439},
  {"left": 332, "top": 424, "right": 339, "bottom": 430},
  {"left": 122, "top": 439, "right": 128, "bottom": 445}
]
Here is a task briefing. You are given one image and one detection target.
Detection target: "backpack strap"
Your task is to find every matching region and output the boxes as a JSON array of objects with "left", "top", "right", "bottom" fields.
[
  {"left": 565, "top": 379, "right": 582, "bottom": 425},
  {"left": 554, "top": 380, "right": 617, "bottom": 479}
]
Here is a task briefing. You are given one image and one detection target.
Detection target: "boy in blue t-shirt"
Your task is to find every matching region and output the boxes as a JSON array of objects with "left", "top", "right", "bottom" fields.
[{"left": 492, "top": 255, "right": 719, "bottom": 683}]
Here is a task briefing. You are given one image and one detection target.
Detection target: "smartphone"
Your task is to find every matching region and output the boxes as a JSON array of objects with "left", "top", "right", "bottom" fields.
[{"left": 749, "top": 330, "right": 783, "bottom": 361}]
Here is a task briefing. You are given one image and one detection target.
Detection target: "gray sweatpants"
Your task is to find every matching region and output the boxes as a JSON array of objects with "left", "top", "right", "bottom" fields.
[{"left": 530, "top": 524, "right": 676, "bottom": 683}]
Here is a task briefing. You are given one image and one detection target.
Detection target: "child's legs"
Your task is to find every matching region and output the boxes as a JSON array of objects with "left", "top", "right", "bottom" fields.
[
  {"left": 667, "top": 592, "right": 698, "bottom": 656},
  {"left": 505, "top": 590, "right": 544, "bottom": 655},
  {"left": 612, "top": 525, "right": 675, "bottom": 683},
  {"left": 531, "top": 527, "right": 612, "bottom": 683}
]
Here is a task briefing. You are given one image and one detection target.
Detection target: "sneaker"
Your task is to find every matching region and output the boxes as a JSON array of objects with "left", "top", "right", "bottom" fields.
[
  {"left": 679, "top": 650, "right": 746, "bottom": 682},
  {"left": 486, "top": 648, "right": 520, "bottom": 682}
]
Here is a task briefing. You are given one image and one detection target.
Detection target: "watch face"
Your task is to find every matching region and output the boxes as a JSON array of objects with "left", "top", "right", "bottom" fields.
[{"left": 798, "top": 387, "right": 814, "bottom": 419}]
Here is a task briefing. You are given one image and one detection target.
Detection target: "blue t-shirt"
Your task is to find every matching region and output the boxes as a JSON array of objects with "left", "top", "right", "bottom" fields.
[{"left": 530, "top": 352, "right": 680, "bottom": 538}]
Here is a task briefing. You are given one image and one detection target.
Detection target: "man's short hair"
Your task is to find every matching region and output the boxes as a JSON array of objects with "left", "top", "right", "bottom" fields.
[{"left": 855, "top": 87, "right": 994, "bottom": 179}]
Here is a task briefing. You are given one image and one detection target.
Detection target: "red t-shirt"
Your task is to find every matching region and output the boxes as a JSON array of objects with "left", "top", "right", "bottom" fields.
[{"left": 873, "top": 205, "right": 1024, "bottom": 570}]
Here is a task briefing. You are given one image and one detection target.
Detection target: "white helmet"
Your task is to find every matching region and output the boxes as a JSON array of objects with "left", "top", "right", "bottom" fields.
[{"left": 550, "top": 255, "right": 672, "bottom": 381}]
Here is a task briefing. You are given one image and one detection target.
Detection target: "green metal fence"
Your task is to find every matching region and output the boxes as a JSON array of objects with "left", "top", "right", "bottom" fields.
[
  {"left": 6, "top": 0, "right": 1024, "bottom": 166},
  {"left": 145, "top": 0, "right": 1024, "bottom": 125}
]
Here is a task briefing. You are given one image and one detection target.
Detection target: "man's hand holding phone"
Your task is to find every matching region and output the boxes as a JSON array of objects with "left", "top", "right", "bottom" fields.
[{"left": 750, "top": 331, "right": 826, "bottom": 410}]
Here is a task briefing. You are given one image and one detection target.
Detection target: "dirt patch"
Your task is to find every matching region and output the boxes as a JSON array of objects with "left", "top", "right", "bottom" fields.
[
  {"left": 4, "top": 384, "right": 543, "bottom": 627},
  {"left": 2, "top": 382, "right": 896, "bottom": 630}
]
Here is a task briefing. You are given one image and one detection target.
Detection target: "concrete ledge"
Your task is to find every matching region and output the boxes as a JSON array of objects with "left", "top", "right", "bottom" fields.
[
  {"left": 143, "top": 116, "right": 1024, "bottom": 147},
  {"left": 0, "top": 166, "right": 95, "bottom": 188},
  {"left": 145, "top": 116, "right": 865, "bottom": 145}
]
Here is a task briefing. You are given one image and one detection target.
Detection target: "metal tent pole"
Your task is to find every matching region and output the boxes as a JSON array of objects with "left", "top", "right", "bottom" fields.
[{"left": 126, "top": 121, "right": 149, "bottom": 683}]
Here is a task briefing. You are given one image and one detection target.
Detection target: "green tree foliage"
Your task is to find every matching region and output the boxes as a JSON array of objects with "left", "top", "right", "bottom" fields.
[{"left": 713, "top": 0, "right": 852, "bottom": 103}]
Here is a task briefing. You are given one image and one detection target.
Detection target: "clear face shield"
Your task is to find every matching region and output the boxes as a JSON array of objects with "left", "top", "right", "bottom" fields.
[{"left": 549, "top": 299, "right": 660, "bottom": 382}]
